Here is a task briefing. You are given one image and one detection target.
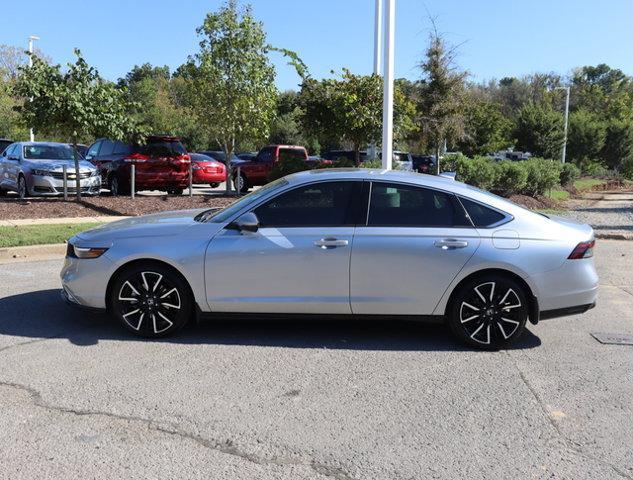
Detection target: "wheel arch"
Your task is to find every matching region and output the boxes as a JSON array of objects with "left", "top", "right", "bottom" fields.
[
  {"left": 105, "top": 258, "right": 198, "bottom": 316},
  {"left": 443, "top": 268, "right": 540, "bottom": 325}
]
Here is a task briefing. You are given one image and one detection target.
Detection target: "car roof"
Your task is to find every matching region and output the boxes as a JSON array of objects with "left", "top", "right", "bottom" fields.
[{"left": 15, "top": 141, "right": 73, "bottom": 147}]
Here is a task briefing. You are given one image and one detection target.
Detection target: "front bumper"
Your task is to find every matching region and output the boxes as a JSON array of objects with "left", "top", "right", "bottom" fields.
[
  {"left": 60, "top": 254, "right": 114, "bottom": 310},
  {"left": 31, "top": 174, "right": 101, "bottom": 196}
]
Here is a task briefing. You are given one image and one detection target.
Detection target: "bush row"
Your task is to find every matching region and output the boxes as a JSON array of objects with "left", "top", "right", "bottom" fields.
[{"left": 442, "top": 154, "right": 579, "bottom": 197}]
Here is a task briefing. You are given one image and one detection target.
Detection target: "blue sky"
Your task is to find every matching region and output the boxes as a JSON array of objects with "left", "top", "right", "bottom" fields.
[{"left": 3, "top": 0, "right": 632, "bottom": 90}]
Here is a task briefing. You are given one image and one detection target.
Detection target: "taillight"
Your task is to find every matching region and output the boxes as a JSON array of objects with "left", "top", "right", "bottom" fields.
[
  {"left": 175, "top": 154, "right": 190, "bottom": 163},
  {"left": 123, "top": 153, "right": 150, "bottom": 163},
  {"left": 568, "top": 240, "right": 595, "bottom": 259}
]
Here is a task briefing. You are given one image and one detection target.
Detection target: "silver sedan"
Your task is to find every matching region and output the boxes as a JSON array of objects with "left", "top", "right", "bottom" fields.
[
  {"left": 61, "top": 169, "right": 598, "bottom": 349},
  {"left": 0, "top": 142, "right": 100, "bottom": 198}
]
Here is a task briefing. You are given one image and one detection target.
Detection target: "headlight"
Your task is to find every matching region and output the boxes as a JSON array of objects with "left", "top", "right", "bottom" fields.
[
  {"left": 32, "top": 169, "right": 51, "bottom": 176},
  {"left": 67, "top": 244, "right": 109, "bottom": 259}
]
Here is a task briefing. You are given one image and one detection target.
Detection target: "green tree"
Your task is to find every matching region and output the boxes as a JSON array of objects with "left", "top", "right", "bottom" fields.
[
  {"left": 418, "top": 28, "right": 468, "bottom": 172},
  {"left": 567, "top": 110, "right": 606, "bottom": 170},
  {"left": 13, "top": 49, "right": 142, "bottom": 199},
  {"left": 459, "top": 99, "right": 512, "bottom": 156},
  {"left": 601, "top": 119, "right": 633, "bottom": 171},
  {"left": 184, "top": 0, "right": 277, "bottom": 191},
  {"left": 299, "top": 71, "right": 415, "bottom": 164},
  {"left": 514, "top": 103, "right": 564, "bottom": 159}
]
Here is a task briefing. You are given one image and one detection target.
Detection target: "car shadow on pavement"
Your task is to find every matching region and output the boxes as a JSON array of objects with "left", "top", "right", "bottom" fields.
[{"left": 0, "top": 289, "right": 542, "bottom": 351}]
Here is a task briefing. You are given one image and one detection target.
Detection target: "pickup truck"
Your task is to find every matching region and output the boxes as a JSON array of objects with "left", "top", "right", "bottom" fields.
[{"left": 231, "top": 144, "right": 313, "bottom": 192}]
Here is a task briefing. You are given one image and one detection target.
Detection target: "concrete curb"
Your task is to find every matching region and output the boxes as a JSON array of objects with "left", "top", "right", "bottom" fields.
[
  {"left": 0, "top": 216, "right": 130, "bottom": 227},
  {"left": 0, "top": 243, "right": 67, "bottom": 264},
  {"left": 595, "top": 232, "right": 633, "bottom": 241}
]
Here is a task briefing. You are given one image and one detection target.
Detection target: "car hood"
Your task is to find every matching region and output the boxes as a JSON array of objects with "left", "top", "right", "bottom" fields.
[
  {"left": 74, "top": 208, "right": 211, "bottom": 244},
  {"left": 25, "top": 159, "right": 96, "bottom": 172}
]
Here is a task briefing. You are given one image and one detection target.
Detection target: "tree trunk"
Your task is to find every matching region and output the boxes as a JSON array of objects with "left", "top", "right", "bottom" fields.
[
  {"left": 354, "top": 143, "right": 361, "bottom": 167},
  {"left": 73, "top": 139, "right": 81, "bottom": 200}
]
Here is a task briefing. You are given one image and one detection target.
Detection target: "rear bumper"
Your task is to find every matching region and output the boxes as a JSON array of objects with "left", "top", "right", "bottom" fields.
[
  {"left": 540, "top": 302, "right": 596, "bottom": 320},
  {"left": 193, "top": 171, "right": 226, "bottom": 183}
]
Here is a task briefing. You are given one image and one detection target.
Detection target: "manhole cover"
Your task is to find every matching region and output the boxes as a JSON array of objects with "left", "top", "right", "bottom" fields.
[{"left": 591, "top": 332, "right": 633, "bottom": 345}]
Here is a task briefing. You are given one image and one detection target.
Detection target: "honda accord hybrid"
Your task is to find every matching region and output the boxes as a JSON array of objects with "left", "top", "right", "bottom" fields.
[{"left": 61, "top": 169, "right": 598, "bottom": 349}]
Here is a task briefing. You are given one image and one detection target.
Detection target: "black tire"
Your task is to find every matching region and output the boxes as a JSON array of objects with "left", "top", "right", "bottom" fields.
[
  {"left": 0, "top": 187, "right": 6, "bottom": 197},
  {"left": 233, "top": 173, "right": 249, "bottom": 193},
  {"left": 17, "top": 175, "right": 29, "bottom": 199},
  {"left": 109, "top": 262, "right": 193, "bottom": 338},
  {"left": 109, "top": 175, "right": 121, "bottom": 196},
  {"left": 447, "top": 274, "right": 528, "bottom": 350},
  {"left": 209, "top": 182, "right": 220, "bottom": 188}
]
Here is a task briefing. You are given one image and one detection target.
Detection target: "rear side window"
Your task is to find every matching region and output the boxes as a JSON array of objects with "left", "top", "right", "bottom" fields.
[
  {"left": 367, "top": 182, "right": 470, "bottom": 227},
  {"left": 459, "top": 197, "right": 508, "bottom": 227},
  {"left": 257, "top": 147, "right": 275, "bottom": 162},
  {"left": 113, "top": 141, "right": 131, "bottom": 155},
  {"left": 255, "top": 181, "right": 356, "bottom": 227}
]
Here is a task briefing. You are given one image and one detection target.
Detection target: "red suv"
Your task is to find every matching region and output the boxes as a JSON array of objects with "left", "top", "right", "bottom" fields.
[
  {"left": 86, "top": 136, "right": 190, "bottom": 195},
  {"left": 232, "top": 145, "right": 311, "bottom": 192}
]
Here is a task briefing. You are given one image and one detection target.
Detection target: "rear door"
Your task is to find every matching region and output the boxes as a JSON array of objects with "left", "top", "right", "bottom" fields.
[{"left": 350, "top": 181, "right": 481, "bottom": 315}]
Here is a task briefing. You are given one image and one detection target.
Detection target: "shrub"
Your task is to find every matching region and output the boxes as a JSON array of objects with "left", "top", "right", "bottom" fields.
[
  {"left": 520, "top": 158, "right": 562, "bottom": 197},
  {"left": 440, "top": 153, "right": 468, "bottom": 173},
  {"left": 494, "top": 161, "right": 528, "bottom": 196},
  {"left": 268, "top": 156, "right": 314, "bottom": 181},
  {"left": 361, "top": 159, "right": 383, "bottom": 168},
  {"left": 559, "top": 163, "right": 580, "bottom": 187},
  {"left": 455, "top": 156, "right": 498, "bottom": 191},
  {"left": 622, "top": 157, "right": 633, "bottom": 181}
]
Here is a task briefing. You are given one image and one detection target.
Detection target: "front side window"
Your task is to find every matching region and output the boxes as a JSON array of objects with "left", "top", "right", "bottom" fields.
[
  {"left": 367, "top": 182, "right": 470, "bottom": 227},
  {"left": 254, "top": 181, "right": 356, "bottom": 228},
  {"left": 87, "top": 141, "right": 101, "bottom": 158}
]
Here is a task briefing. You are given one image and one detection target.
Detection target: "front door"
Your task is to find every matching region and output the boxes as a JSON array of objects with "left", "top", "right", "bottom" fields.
[
  {"left": 205, "top": 180, "right": 360, "bottom": 314},
  {"left": 350, "top": 181, "right": 481, "bottom": 315}
]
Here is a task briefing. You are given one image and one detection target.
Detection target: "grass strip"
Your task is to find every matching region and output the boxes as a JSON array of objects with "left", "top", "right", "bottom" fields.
[{"left": 0, "top": 223, "right": 103, "bottom": 248}]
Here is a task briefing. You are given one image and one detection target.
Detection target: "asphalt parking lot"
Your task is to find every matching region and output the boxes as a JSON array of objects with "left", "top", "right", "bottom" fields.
[{"left": 0, "top": 240, "right": 632, "bottom": 479}]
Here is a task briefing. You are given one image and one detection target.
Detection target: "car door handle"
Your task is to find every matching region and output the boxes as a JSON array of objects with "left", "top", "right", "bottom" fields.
[
  {"left": 314, "top": 238, "right": 349, "bottom": 249},
  {"left": 434, "top": 238, "right": 468, "bottom": 249}
]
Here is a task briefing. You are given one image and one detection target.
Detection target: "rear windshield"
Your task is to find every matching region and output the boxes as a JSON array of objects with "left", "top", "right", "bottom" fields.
[
  {"left": 279, "top": 148, "right": 306, "bottom": 161},
  {"left": 134, "top": 139, "right": 186, "bottom": 158},
  {"left": 23, "top": 144, "right": 78, "bottom": 160}
]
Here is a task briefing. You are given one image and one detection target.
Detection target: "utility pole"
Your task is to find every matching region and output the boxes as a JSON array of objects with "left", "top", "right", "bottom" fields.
[
  {"left": 368, "top": 0, "right": 383, "bottom": 161},
  {"left": 27, "top": 35, "right": 40, "bottom": 142},
  {"left": 561, "top": 86, "right": 570, "bottom": 164},
  {"left": 381, "top": 0, "right": 395, "bottom": 170}
]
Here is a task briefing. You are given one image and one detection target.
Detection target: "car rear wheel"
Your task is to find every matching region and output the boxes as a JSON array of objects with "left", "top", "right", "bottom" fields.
[
  {"left": 109, "top": 175, "right": 126, "bottom": 196},
  {"left": 448, "top": 274, "right": 528, "bottom": 350},
  {"left": 110, "top": 263, "right": 193, "bottom": 338},
  {"left": 233, "top": 172, "right": 249, "bottom": 193}
]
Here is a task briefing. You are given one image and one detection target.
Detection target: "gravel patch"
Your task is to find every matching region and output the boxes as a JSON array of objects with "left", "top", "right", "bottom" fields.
[{"left": 562, "top": 191, "right": 633, "bottom": 239}]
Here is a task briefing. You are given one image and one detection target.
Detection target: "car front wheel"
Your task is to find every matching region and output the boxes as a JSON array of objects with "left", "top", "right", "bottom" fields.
[
  {"left": 448, "top": 274, "right": 528, "bottom": 350},
  {"left": 18, "top": 175, "right": 29, "bottom": 199},
  {"left": 110, "top": 263, "right": 193, "bottom": 338}
]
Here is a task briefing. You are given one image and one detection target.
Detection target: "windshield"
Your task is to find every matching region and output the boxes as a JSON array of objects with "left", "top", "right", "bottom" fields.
[
  {"left": 23, "top": 144, "right": 78, "bottom": 160},
  {"left": 196, "top": 178, "right": 289, "bottom": 223}
]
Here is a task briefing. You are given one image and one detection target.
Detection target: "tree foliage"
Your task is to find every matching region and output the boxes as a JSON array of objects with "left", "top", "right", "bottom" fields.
[
  {"left": 514, "top": 103, "right": 564, "bottom": 159},
  {"left": 183, "top": 0, "right": 277, "bottom": 190},
  {"left": 12, "top": 49, "right": 142, "bottom": 198}
]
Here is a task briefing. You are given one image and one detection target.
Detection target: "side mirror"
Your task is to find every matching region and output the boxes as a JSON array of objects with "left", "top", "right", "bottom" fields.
[{"left": 230, "top": 212, "right": 259, "bottom": 233}]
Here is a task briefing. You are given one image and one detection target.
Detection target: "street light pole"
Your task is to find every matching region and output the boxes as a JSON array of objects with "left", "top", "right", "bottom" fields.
[
  {"left": 27, "top": 35, "right": 40, "bottom": 143},
  {"left": 555, "top": 86, "right": 570, "bottom": 164},
  {"left": 381, "top": 0, "right": 395, "bottom": 170},
  {"left": 368, "top": 0, "right": 383, "bottom": 161}
]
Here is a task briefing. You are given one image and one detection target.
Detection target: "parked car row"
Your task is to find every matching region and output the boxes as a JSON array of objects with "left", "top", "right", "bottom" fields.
[{"left": 0, "top": 135, "right": 444, "bottom": 198}]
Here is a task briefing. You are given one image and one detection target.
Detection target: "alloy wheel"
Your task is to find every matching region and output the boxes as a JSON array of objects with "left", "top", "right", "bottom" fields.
[
  {"left": 117, "top": 271, "right": 182, "bottom": 335},
  {"left": 458, "top": 281, "right": 523, "bottom": 346}
]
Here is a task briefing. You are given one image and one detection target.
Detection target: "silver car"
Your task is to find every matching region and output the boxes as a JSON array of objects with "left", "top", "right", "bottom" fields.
[
  {"left": 0, "top": 142, "right": 101, "bottom": 198},
  {"left": 61, "top": 169, "right": 598, "bottom": 349}
]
